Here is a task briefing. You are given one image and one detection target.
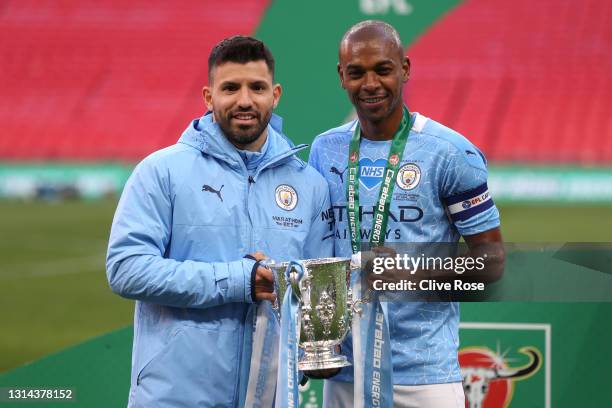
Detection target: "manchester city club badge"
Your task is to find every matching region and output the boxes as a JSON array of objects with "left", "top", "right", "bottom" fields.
[
  {"left": 275, "top": 184, "right": 298, "bottom": 211},
  {"left": 396, "top": 163, "right": 421, "bottom": 190}
]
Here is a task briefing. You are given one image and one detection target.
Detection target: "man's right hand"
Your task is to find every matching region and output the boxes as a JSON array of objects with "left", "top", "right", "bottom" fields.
[
  {"left": 249, "top": 251, "right": 276, "bottom": 302},
  {"left": 254, "top": 265, "right": 275, "bottom": 302},
  {"left": 364, "top": 246, "right": 401, "bottom": 290}
]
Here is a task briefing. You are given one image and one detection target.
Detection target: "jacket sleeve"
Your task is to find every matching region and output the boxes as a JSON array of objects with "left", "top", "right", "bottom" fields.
[
  {"left": 105, "top": 157, "right": 254, "bottom": 308},
  {"left": 302, "top": 171, "right": 335, "bottom": 259}
]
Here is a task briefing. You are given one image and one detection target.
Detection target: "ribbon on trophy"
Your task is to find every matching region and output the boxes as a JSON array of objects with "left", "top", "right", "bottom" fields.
[
  {"left": 275, "top": 260, "right": 303, "bottom": 408},
  {"left": 351, "top": 253, "right": 394, "bottom": 408},
  {"left": 239, "top": 300, "right": 279, "bottom": 408}
]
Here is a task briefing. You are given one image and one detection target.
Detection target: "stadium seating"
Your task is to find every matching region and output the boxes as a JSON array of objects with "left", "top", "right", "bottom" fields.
[
  {"left": 405, "top": 0, "right": 612, "bottom": 163},
  {"left": 0, "top": 0, "right": 270, "bottom": 160},
  {"left": 1, "top": 0, "right": 610, "bottom": 163}
]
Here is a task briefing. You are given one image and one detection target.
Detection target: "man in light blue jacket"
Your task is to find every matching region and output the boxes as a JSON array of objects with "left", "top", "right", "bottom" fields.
[{"left": 106, "top": 36, "right": 334, "bottom": 407}]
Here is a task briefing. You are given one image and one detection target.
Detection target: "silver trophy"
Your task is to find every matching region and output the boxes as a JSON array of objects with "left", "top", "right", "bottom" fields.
[{"left": 266, "top": 257, "right": 357, "bottom": 371}]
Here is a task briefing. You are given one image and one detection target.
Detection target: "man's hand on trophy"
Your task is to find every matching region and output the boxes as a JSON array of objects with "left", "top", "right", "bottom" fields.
[
  {"left": 254, "top": 265, "right": 276, "bottom": 302},
  {"left": 364, "top": 246, "right": 401, "bottom": 290},
  {"left": 250, "top": 251, "right": 267, "bottom": 262},
  {"left": 247, "top": 251, "right": 276, "bottom": 303},
  {"left": 302, "top": 367, "right": 342, "bottom": 379}
]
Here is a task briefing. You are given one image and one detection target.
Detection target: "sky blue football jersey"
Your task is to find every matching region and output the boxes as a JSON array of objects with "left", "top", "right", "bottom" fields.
[{"left": 308, "top": 112, "right": 500, "bottom": 385}]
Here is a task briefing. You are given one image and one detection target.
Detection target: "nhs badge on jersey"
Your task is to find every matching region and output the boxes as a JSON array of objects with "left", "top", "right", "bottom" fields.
[
  {"left": 396, "top": 163, "right": 421, "bottom": 190},
  {"left": 275, "top": 184, "right": 298, "bottom": 211},
  {"left": 359, "top": 158, "right": 386, "bottom": 190}
]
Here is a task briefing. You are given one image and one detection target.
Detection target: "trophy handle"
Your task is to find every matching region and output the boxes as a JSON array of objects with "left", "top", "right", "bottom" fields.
[
  {"left": 349, "top": 295, "right": 366, "bottom": 317},
  {"left": 348, "top": 253, "right": 365, "bottom": 317},
  {"left": 259, "top": 259, "right": 280, "bottom": 313},
  {"left": 285, "top": 260, "right": 304, "bottom": 300},
  {"left": 350, "top": 253, "right": 361, "bottom": 271}
]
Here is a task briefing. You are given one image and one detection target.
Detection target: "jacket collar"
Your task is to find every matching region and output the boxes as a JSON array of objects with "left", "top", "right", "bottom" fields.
[{"left": 178, "top": 112, "right": 306, "bottom": 172}]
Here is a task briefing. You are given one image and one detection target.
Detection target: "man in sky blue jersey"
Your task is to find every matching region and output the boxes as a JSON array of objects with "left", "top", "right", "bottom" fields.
[
  {"left": 106, "top": 36, "right": 333, "bottom": 407},
  {"left": 308, "top": 21, "right": 505, "bottom": 407}
]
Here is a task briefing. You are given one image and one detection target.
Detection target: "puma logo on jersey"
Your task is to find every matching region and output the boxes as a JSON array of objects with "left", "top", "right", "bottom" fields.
[
  {"left": 330, "top": 166, "right": 346, "bottom": 182},
  {"left": 202, "top": 184, "right": 224, "bottom": 202}
]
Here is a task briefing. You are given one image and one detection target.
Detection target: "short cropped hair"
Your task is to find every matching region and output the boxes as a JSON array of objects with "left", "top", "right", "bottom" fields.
[{"left": 208, "top": 36, "right": 275, "bottom": 82}]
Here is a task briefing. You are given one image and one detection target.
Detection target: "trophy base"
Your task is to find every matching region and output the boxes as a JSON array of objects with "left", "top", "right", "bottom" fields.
[{"left": 298, "top": 346, "right": 352, "bottom": 371}]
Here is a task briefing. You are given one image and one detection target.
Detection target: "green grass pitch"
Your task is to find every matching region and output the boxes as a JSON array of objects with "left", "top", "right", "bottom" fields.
[{"left": 0, "top": 200, "right": 611, "bottom": 372}]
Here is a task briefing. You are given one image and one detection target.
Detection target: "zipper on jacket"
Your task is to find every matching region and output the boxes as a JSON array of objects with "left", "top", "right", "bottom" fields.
[{"left": 246, "top": 174, "right": 255, "bottom": 255}]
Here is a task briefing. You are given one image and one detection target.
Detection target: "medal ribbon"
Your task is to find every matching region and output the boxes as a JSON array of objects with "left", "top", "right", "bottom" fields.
[
  {"left": 346, "top": 107, "right": 415, "bottom": 253},
  {"left": 346, "top": 107, "right": 414, "bottom": 408}
]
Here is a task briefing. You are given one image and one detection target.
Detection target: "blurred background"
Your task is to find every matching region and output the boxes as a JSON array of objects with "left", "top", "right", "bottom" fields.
[{"left": 1, "top": 0, "right": 611, "bottom": 407}]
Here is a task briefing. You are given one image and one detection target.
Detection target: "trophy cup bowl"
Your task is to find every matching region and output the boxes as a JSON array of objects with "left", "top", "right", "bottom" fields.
[{"left": 266, "top": 257, "right": 353, "bottom": 371}]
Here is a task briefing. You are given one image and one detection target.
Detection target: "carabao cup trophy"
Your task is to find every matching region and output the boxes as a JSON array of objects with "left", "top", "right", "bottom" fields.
[{"left": 266, "top": 257, "right": 356, "bottom": 370}]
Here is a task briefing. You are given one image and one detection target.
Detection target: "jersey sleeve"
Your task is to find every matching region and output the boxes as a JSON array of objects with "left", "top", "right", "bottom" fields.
[{"left": 441, "top": 144, "right": 500, "bottom": 236}]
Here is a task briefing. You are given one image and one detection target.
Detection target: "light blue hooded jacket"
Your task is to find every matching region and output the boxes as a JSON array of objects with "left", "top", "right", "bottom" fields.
[{"left": 106, "top": 113, "right": 334, "bottom": 407}]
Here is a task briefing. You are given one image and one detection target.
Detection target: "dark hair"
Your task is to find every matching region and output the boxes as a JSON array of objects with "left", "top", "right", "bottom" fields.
[{"left": 208, "top": 36, "right": 275, "bottom": 82}]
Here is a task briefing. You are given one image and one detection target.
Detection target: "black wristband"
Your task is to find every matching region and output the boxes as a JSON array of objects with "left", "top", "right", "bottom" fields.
[
  {"left": 250, "top": 261, "right": 261, "bottom": 302},
  {"left": 244, "top": 255, "right": 260, "bottom": 302}
]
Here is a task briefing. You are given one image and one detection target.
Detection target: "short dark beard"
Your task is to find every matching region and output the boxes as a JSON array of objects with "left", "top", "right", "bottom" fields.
[{"left": 218, "top": 110, "right": 271, "bottom": 148}]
